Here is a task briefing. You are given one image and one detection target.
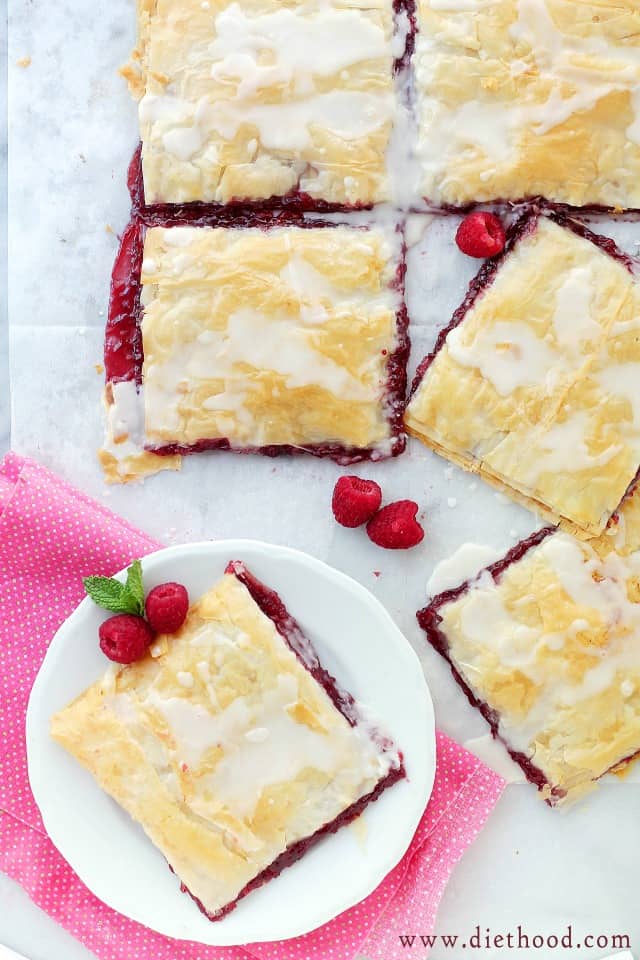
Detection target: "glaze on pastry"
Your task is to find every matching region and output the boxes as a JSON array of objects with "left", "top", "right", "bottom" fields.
[
  {"left": 122, "top": 0, "right": 402, "bottom": 207},
  {"left": 100, "top": 220, "right": 408, "bottom": 482},
  {"left": 405, "top": 213, "right": 640, "bottom": 539},
  {"left": 51, "top": 562, "right": 404, "bottom": 919},
  {"left": 415, "top": 0, "right": 640, "bottom": 209},
  {"left": 418, "top": 483, "right": 640, "bottom": 806}
]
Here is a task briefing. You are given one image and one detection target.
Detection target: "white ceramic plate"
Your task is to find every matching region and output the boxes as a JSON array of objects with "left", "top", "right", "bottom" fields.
[{"left": 27, "top": 540, "right": 436, "bottom": 946}]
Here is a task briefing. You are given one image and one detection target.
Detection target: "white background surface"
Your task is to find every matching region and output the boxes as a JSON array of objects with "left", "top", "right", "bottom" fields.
[{"left": 3, "top": 1, "right": 640, "bottom": 958}]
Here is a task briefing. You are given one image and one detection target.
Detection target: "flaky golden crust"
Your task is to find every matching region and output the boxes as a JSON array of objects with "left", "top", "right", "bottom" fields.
[
  {"left": 98, "top": 384, "right": 182, "bottom": 484},
  {"left": 140, "top": 224, "right": 400, "bottom": 452},
  {"left": 51, "top": 573, "right": 395, "bottom": 916},
  {"left": 406, "top": 218, "right": 640, "bottom": 539},
  {"left": 416, "top": 0, "right": 640, "bottom": 208},
  {"left": 123, "top": 0, "right": 396, "bottom": 205},
  {"left": 431, "top": 492, "right": 640, "bottom": 803}
]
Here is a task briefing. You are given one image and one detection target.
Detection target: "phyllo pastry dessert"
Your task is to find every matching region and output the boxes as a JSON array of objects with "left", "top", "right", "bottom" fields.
[
  {"left": 51, "top": 561, "right": 405, "bottom": 920},
  {"left": 100, "top": 219, "right": 408, "bottom": 481},
  {"left": 414, "top": 0, "right": 640, "bottom": 210},
  {"left": 405, "top": 212, "right": 640, "bottom": 539},
  {"left": 122, "top": 0, "right": 406, "bottom": 209},
  {"left": 418, "top": 483, "right": 640, "bottom": 806}
]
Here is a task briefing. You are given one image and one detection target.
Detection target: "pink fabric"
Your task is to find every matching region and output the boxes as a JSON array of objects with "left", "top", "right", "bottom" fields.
[{"left": 0, "top": 453, "right": 505, "bottom": 960}]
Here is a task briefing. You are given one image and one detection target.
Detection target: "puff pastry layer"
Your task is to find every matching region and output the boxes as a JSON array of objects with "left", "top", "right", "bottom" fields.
[
  {"left": 100, "top": 219, "right": 408, "bottom": 482},
  {"left": 415, "top": 0, "right": 640, "bottom": 209},
  {"left": 51, "top": 562, "right": 404, "bottom": 920},
  {"left": 122, "top": 0, "right": 401, "bottom": 208},
  {"left": 418, "top": 483, "right": 640, "bottom": 806},
  {"left": 405, "top": 213, "right": 640, "bottom": 539}
]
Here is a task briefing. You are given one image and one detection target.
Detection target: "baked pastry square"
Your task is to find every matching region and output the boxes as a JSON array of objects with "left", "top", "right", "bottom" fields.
[
  {"left": 405, "top": 212, "right": 640, "bottom": 539},
  {"left": 418, "top": 482, "right": 640, "bottom": 806},
  {"left": 51, "top": 561, "right": 405, "bottom": 920},
  {"left": 122, "top": 0, "right": 404, "bottom": 208},
  {"left": 100, "top": 219, "right": 408, "bottom": 482},
  {"left": 415, "top": 0, "right": 640, "bottom": 210}
]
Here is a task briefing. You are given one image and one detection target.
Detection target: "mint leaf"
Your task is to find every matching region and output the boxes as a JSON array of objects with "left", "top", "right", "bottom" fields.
[
  {"left": 123, "top": 559, "right": 145, "bottom": 616},
  {"left": 83, "top": 560, "right": 146, "bottom": 616},
  {"left": 83, "top": 576, "right": 130, "bottom": 612}
]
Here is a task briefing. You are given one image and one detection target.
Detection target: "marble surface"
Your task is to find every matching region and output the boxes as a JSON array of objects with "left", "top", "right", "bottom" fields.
[{"left": 4, "top": 1, "right": 640, "bottom": 959}]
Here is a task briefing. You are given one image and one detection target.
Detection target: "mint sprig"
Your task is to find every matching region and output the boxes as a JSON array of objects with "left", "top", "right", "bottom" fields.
[{"left": 83, "top": 559, "right": 145, "bottom": 616}]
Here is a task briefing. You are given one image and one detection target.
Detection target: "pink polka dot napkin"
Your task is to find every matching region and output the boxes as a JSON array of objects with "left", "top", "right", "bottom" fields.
[{"left": 0, "top": 453, "right": 505, "bottom": 960}]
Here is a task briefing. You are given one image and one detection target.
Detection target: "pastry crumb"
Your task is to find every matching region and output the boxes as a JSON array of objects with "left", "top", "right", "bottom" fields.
[
  {"left": 16, "top": 56, "right": 31, "bottom": 68},
  {"left": 105, "top": 224, "right": 114, "bottom": 235},
  {"left": 95, "top": 363, "right": 105, "bottom": 375}
]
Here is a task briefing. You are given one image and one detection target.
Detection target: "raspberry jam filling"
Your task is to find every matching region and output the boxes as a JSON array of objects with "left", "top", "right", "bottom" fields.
[
  {"left": 105, "top": 212, "right": 410, "bottom": 464},
  {"left": 104, "top": 218, "right": 144, "bottom": 385},
  {"left": 176, "top": 561, "right": 405, "bottom": 921}
]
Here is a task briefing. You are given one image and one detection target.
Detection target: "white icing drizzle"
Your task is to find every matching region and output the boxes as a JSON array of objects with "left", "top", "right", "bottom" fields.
[
  {"left": 209, "top": 3, "right": 391, "bottom": 88},
  {"left": 447, "top": 320, "right": 560, "bottom": 396},
  {"left": 144, "top": 307, "right": 378, "bottom": 441},
  {"left": 131, "top": 608, "right": 394, "bottom": 820},
  {"left": 426, "top": 542, "right": 503, "bottom": 596},
  {"left": 595, "top": 364, "right": 640, "bottom": 429},
  {"left": 444, "top": 532, "right": 640, "bottom": 755},
  {"left": 417, "top": 0, "right": 640, "bottom": 199},
  {"left": 140, "top": 1, "right": 395, "bottom": 163},
  {"left": 101, "top": 380, "right": 148, "bottom": 471},
  {"left": 551, "top": 267, "right": 600, "bottom": 352},
  {"left": 141, "top": 226, "right": 400, "bottom": 447},
  {"left": 510, "top": 0, "right": 640, "bottom": 141},
  {"left": 428, "top": 0, "right": 489, "bottom": 9},
  {"left": 431, "top": 221, "right": 638, "bottom": 485},
  {"left": 524, "top": 411, "right": 622, "bottom": 482},
  {"left": 455, "top": 571, "right": 542, "bottom": 672}
]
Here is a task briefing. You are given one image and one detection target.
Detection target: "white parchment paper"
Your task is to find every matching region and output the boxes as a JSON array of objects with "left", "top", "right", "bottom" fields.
[{"left": 6, "top": 1, "right": 640, "bottom": 958}]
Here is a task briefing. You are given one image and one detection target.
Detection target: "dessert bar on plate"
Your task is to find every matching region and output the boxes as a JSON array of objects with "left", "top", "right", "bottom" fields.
[
  {"left": 51, "top": 561, "right": 405, "bottom": 920},
  {"left": 414, "top": 0, "right": 640, "bottom": 210},
  {"left": 100, "top": 218, "right": 409, "bottom": 482},
  {"left": 122, "top": 0, "right": 409, "bottom": 210},
  {"left": 405, "top": 211, "right": 640, "bottom": 539},
  {"left": 418, "top": 484, "right": 640, "bottom": 806}
]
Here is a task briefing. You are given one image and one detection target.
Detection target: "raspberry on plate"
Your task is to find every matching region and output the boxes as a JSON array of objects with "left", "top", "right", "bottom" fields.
[
  {"left": 99, "top": 614, "right": 154, "bottom": 664},
  {"left": 455, "top": 212, "right": 505, "bottom": 258},
  {"left": 145, "top": 582, "right": 190, "bottom": 634},
  {"left": 332, "top": 476, "right": 383, "bottom": 528},
  {"left": 367, "top": 500, "right": 424, "bottom": 550}
]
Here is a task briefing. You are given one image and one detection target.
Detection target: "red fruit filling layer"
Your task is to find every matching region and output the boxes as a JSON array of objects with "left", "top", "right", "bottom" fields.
[
  {"left": 172, "top": 561, "right": 406, "bottom": 921},
  {"left": 105, "top": 213, "right": 410, "bottom": 465}
]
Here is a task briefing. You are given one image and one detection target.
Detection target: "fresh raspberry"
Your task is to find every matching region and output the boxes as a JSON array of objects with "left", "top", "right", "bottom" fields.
[
  {"left": 366, "top": 500, "right": 424, "bottom": 550},
  {"left": 455, "top": 212, "right": 506, "bottom": 258},
  {"left": 99, "top": 614, "right": 154, "bottom": 664},
  {"left": 145, "top": 582, "right": 190, "bottom": 633},
  {"left": 332, "top": 475, "right": 383, "bottom": 528}
]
